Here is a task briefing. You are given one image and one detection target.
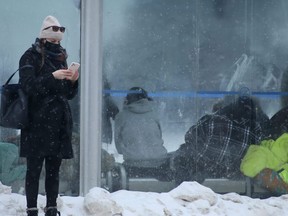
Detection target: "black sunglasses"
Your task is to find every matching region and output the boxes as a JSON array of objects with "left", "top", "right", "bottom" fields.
[{"left": 43, "top": 26, "right": 65, "bottom": 33}]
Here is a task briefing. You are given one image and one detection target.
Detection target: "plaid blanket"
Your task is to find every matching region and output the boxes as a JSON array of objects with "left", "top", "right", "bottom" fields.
[
  {"left": 174, "top": 109, "right": 268, "bottom": 184},
  {"left": 187, "top": 114, "right": 264, "bottom": 176}
]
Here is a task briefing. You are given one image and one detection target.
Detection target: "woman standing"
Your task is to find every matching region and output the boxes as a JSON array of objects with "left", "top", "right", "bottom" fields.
[{"left": 19, "top": 15, "right": 79, "bottom": 216}]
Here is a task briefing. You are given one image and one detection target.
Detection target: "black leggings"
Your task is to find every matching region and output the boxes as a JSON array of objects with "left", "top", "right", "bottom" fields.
[{"left": 25, "top": 156, "right": 62, "bottom": 208}]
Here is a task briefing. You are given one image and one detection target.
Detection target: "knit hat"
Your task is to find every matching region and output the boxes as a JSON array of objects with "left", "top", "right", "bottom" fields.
[
  {"left": 126, "top": 87, "right": 152, "bottom": 105},
  {"left": 39, "top": 15, "right": 64, "bottom": 41}
]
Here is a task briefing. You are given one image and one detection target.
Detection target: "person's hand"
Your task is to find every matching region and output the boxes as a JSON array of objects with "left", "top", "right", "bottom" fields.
[
  {"left": 52, "top": 69, "right": 79, "bottom": 84},
  {"left": 52, "top": 69, "right": 73, "bottom": 80},
  {"left": 70, "top": 70, "right": 79, "bottom": 83}
]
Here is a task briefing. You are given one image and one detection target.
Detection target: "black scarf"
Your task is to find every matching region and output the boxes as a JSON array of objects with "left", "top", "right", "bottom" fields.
[{"left": 32, "top": 38, "right": 68, "bottom": 64}]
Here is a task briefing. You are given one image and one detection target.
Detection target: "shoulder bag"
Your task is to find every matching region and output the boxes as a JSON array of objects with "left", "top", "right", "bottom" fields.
[{"left": 0, "top": 65, "right": 32, "bottom": 129}]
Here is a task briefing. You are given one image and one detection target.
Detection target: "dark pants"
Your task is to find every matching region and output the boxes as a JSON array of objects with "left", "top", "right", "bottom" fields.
[{"left": 25, "top": 156, "right": 62, "bottom": 208}]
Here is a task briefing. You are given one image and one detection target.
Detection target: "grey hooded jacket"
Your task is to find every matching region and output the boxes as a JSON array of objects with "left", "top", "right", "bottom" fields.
[{"left": 114, "top": 98, "right": 168, "bottom": 167}]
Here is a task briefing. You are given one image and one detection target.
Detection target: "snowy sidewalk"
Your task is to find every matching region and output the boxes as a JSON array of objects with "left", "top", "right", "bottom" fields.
[{"left": 0, "top": 181, "right": 287, "bottom": 216}]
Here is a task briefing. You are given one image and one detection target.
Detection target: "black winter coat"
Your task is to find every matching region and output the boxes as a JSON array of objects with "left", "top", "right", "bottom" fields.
[{"left": 18, "top": 39, "right": 78, "bottom": 159}]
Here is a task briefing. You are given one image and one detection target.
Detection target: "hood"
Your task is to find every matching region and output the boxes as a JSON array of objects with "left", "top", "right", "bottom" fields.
[{"left": 124, "top": 98, "right": 154, "bottom": 114}]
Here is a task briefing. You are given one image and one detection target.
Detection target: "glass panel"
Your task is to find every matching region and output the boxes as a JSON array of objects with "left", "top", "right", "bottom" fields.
[
  {"left": 0, "top": 0, "right": 81, "bottom": 195},
  {"left": 102, "top": 0, "right": 288, "bottom": 195}
]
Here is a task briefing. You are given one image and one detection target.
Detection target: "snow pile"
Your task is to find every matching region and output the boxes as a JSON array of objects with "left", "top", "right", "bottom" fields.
[
  {"left": 84, "top": 187, "right": 122, "bottom": 215},
  {"left": 1, "top": 181, "right": 288, "bottom": 216}
]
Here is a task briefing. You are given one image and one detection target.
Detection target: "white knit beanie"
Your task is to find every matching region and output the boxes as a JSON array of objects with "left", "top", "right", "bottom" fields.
[{"left": 39, "top": 15, "right": 64, "bottom": 41}]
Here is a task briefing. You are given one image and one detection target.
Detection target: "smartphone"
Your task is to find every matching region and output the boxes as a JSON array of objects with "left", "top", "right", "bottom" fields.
[{"left": 68, "top": 62, "right": 80, "bottom": 74}]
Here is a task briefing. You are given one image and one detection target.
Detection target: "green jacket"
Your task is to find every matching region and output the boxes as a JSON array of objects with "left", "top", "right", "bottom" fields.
[{"left": 240, "top": 133, "right": 288, "bottom": 183}]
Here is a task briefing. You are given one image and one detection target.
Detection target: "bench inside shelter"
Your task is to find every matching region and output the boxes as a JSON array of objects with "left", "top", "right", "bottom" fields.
[{"left": 101, "top": 162, "right": 273, "bottom": 198}]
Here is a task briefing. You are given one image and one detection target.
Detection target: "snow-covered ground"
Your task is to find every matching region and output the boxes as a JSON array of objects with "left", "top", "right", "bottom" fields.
[{"left": 1, "top": 181, "right": 288, "bottom": 216}]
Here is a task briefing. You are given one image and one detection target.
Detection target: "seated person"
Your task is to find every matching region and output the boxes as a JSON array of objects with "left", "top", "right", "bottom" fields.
[
  {"left": 114, "top": 87, "right": 171, "bottom": 179},
  {"left": 102, "top": 78, "right": 119, "bottom": 145},
  {"left": 241, "top": 106, "right": 288, "bottom": 196},
  {"left": 174, "top": 96, "right": 270, "bottom": 185},
  {"left": 241, "top": 133, "right": 288, "bottom": 196}
]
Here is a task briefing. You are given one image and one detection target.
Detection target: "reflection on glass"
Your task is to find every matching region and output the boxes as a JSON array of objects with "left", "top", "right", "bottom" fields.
[{"left": 102, "top": 0, "right": 288, "bottom": 195}]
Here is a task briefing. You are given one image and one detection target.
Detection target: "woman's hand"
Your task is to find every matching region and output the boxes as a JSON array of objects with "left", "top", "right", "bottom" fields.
[
  {"left": 52, "top": 69, "right": 72, "bottom": 80},
  {"left": 52, "top": 69, "right": 79, "bottom": 83},
  {"left": 70, "top": 70, "right": 79, "bottom": 83}
]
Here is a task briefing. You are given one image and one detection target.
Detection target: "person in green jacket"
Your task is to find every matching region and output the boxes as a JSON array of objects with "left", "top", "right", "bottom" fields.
[{"left": 240, "top": 132, "right": 288, "bottom": 195}]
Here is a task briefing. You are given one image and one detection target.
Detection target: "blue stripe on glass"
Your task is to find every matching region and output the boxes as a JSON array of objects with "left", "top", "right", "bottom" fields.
[{"left": 104, "top": 90, "right": 288, "bottom": 99}]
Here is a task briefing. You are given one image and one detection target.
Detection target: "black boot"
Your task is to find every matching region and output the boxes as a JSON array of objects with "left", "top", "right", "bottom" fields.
[
  {"left": 44, "top": 206, "right": 61, "bottom": 216},
  {"left": 26, "top": 207, "right": 38, "bottom": 216}
]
